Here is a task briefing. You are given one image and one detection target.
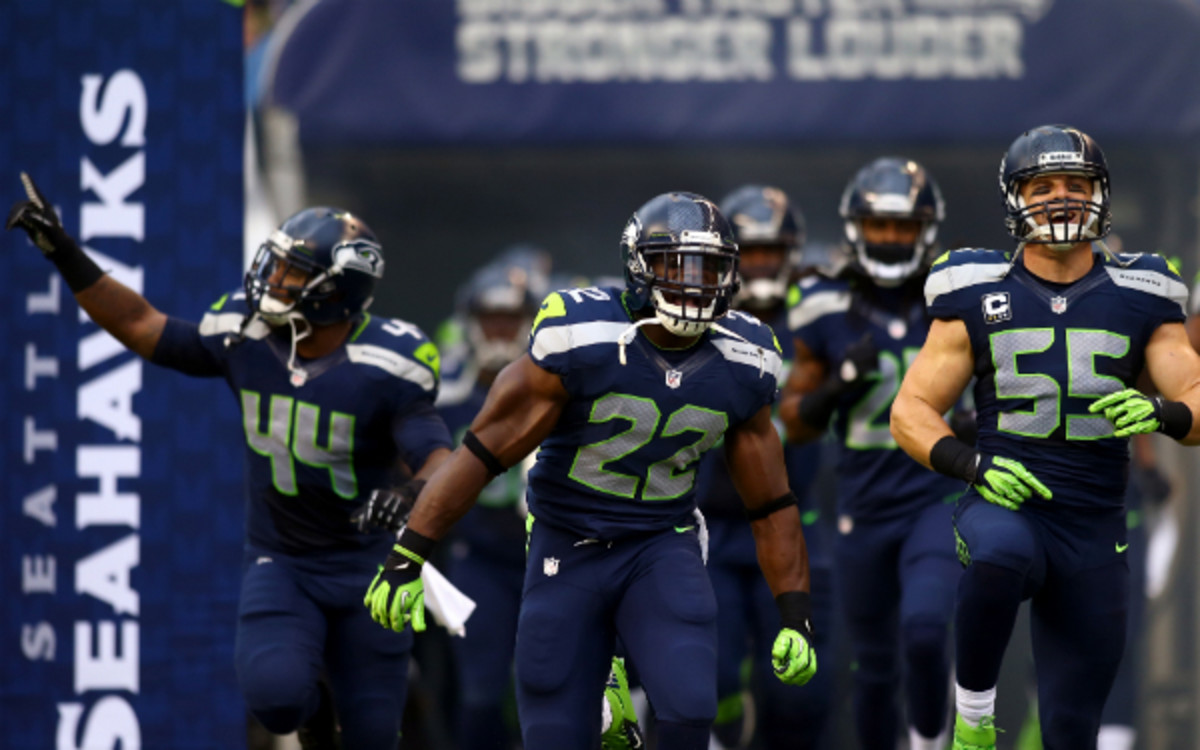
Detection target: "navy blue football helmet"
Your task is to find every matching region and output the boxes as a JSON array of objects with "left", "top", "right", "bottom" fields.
[
  {"left": 621, "top": 192, "right": 739, "bottom": 337},
  {"left": 840, "top": 157, "right": 944, "bottom": 287},
  {"left": 458, "top": 255, "right": 542, "bottom": 372},
  {"left": 999, "top": 124, "right": 1111, "bottom": 247},
  {"left": 720, "top": 185, "right": 805, "bottom": 310},
  {"left": 245, "top": 207, "right": 384, "bottom": 326}
]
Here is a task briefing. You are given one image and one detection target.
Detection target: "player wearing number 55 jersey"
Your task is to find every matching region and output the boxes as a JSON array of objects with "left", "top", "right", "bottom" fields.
[
  {"left": 890, "top": 125, "right": 1200, "bottom": 750},
  {"left": 365, "top": 192, "right": 817, "bottom": 750},
  {"left": 6, "top": 186, "right": 452, "bottom": 750}
]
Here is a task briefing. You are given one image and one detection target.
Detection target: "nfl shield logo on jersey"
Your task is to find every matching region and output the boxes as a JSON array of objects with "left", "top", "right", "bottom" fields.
[
  {"left": 543, "top": 557, "right": 560, "bottom": 576},
  {"left": 1050, "top": 295, "right": 1068, "bottom": 314},
  {"left": 665, "top": 369, "right": 683, "bottom": 389}
]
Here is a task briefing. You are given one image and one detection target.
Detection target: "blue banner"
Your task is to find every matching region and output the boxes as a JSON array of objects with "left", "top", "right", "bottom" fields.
[
  {"left": 2, "top": 2, "right": 245, "bottom": 748},
  {"left": 269, "top": 0, "right": 1200, "bottom": 146}
]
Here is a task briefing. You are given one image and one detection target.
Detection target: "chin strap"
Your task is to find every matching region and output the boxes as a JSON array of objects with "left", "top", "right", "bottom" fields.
[
  {"left": 709, "top": 321, "right": 766, "bottom": 377},
  {"left": 285, "top": 315, "right": 313, "bottom": 383},
  {"left": 1094, "top": 239, "right": 1135, "bottom": 267},
  {"left": 616, "top": 317, "right": 659, "bottom": 366}
]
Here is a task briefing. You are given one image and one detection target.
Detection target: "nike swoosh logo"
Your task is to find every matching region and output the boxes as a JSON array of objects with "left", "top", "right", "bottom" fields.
[
  {"left": 675, "top": 525, "right": 695, "bottom": 533},
  {"left": 1116, "top": 542, "right": 1129, "bottom": 553},
  {"left": 388, "top": 561, "right": 412, "bottom": 571}
]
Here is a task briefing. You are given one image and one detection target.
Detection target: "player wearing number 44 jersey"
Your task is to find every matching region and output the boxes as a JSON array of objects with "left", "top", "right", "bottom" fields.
[
  {"left": 365, "top": 192, "right": 817, "bottom": 750},
  {"left": 7, "top": 179, "right": 453, "bottom": 750},
  {"left": 890, "top": 125, "right": 1200, "bottom": 750}
]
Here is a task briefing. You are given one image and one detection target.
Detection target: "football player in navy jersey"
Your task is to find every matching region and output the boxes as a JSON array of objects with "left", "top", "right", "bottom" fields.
[
  {"left": 780, "top": 158, "right": 964, "bottom": 750},
  {"left": 7, "top": 176, "right": 452, "bottom": 750},
  {"left": 695, "top": 185, "right": 833, "bottom": 750},
  {"left": 364, "top": 191, "right": 817, "bottom": 750},
  {"left": 890, "top": 125, "right": 1200, "bottom": 750}
]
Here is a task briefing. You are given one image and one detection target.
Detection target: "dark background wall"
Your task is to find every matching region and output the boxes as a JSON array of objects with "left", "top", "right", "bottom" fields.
[{"left": 302, "top": 144, "right": 1199, "bottom": 335}]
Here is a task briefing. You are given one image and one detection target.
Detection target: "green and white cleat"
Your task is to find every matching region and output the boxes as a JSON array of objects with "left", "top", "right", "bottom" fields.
[
  {"left": 601, "top": 657, "right": 644, "bottom": 750},
  {"left": 952, "top": 713, "right": 998, "bottom": 750}
]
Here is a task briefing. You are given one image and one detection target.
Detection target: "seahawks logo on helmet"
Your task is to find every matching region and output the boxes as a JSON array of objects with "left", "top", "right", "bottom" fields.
[{"left": 332, "top": 239, "right": 385, "bottom": 278}]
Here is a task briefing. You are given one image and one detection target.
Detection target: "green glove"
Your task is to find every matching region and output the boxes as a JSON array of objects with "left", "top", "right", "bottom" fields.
[
  {"left": 772, "top": 591, "right": 817, "bottom": 686},
  {"left": 771, "top": 628, "right": 817, "bottom": 686},
  {"left": 974, "top": 455, "right": 1052, "bottom": 510},
  {"left": 1089, "top": 388, "right": 1163, "bottom": 437},
  {"left": 364, "top": 536, "right": 429, "bottom": 633}
]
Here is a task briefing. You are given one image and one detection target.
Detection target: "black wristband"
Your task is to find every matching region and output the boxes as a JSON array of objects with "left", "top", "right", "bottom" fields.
[
  {"left": 776, "top": 591, "right": 814, "bottom": 638},
  {"left": 745, "top": 491, "right": 798, "bottom": 522},
  {"left": 1156, "top": 397, "right": 1193, "bottom": 441},
  {"left": 462, "top": 430, "right": 506, "bottom": 476},
  {"left": 395, "top": 526, "right": 438, "bottom": 564},
  {"left": 929, "top": 435, "right": 981, "bottom": 484},
  {"left": 796, "top": 377, "right": 845, "bottom": 431},
  {"left": 45, "top": 230, "right": 105, "bottom": 294}
]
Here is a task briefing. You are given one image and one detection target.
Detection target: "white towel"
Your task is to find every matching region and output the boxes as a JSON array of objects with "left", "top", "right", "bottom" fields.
[{"left": 421, "top": 562, "right": 477, "bottom": 637}]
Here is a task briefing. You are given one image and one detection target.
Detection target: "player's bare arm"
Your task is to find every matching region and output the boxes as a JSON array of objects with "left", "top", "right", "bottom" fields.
[
  {"left": 778, "top": 337, "right": 829, "bottom": 444},
  {"left": 7, "top": 173, "right": 168, "bottom": 358},
  {"left": 74, "top": 276, "right": 168, "bottom": 359},
  {"left": 891, "top": 317, "right": 975, "bottom": 467},
  {"left": 405, "top": 353, "right": 568, "bottom": 540},
  {"left": 1142, "top": 321, "right": 1200, "bottom": 444},
  {"left": 726, "top": 403, "right": 809, "bottom": 596}
]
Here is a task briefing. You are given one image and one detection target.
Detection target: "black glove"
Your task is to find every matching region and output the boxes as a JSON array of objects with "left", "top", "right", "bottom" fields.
[
  {"left": 7, "top": 172, "right": 72, "bottom": 255},
  {"left": 835, "top": 331, "right": 879, "bottom": 386},
  {"left": 351, "top": 479, "right": 426, "bottom": 534},
  {"left": 798, "top": 331, "right": 878, "bottom": 430},
  {"left": 7, "top": 172, "right": 104, "bottom": 292}
]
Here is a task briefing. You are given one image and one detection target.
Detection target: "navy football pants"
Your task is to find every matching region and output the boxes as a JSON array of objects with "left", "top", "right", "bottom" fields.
[
  {"left": 707, "top": 516, "right": 833, "bottom": 750},
  {"left": 833, "top": 500, "right": 960, "bottom": 747},
  {"left": 954, "top": 496, "right": 1128, "bottom": 750},
  {"left": 446, "top": 547, "right": 525, "bottom": 750},
  {"left": 516, "top": 520, "right": 717, "bottom": 750},
  {"left": 235, "top": 546, "right": 412, "bottom": 750}
]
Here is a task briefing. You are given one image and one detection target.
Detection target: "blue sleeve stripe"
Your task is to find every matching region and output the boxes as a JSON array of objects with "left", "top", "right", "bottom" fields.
[
  {"left": 786, "top": 290, "right": 849, "bottom": 331},
  {"left": 924, "top": 262, "right": 1010, "bottom": 306}
]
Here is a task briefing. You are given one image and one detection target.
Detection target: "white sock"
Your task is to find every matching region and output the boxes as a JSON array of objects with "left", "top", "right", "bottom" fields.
[
  {"left": 1097, "top": 725, "right": 1135, "bottom": 750},
  {"left": 956, "top": 684, "right": 997, "bottom": 727},
  {"left": 908, "top": 725, "right": 947, "bottom": 750}
]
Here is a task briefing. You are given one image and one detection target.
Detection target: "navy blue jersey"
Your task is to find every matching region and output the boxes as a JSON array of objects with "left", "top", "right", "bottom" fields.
[
  {"left": 696, "top": 305, "right": 821, "bottom": 518},
  {"left": 790, "top": 275, "right": 964, "bottom": 521},
  {"left": 437, "top": 363, "right": 528, "bottom": 564},
  {"left": 152, "top": 291, "right": 452, "bottom": 557},
  {"left": 526, "top": 286, "right": 781, "bottom": 539},
  {"left": 926, "top": 248, "right": 1187, "bottom": 509}
]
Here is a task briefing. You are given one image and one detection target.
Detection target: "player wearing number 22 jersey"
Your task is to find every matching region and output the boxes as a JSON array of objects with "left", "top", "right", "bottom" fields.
[{"left": 364, "top": 192, "right": 817, "bottom": 750}]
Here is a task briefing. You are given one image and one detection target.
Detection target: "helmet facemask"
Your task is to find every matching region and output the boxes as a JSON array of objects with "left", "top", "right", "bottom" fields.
[
  {"left": 734, "top": 243, "right": 795, "bottom": 309},
  {"left": 467, "top": 284, "right": 535, "bottom": 372},
  {"left": 845, "top": 215, "right": 939, "bottom": 288},
  {"left": 245, "top": 230, "right": 324, "bottom": 326},
  {"left": 643, "top": 242, "right": 738, "bottom": 337},
  {"left": 1006, "top": 173, "right": 1108, "bottom": 251}
]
